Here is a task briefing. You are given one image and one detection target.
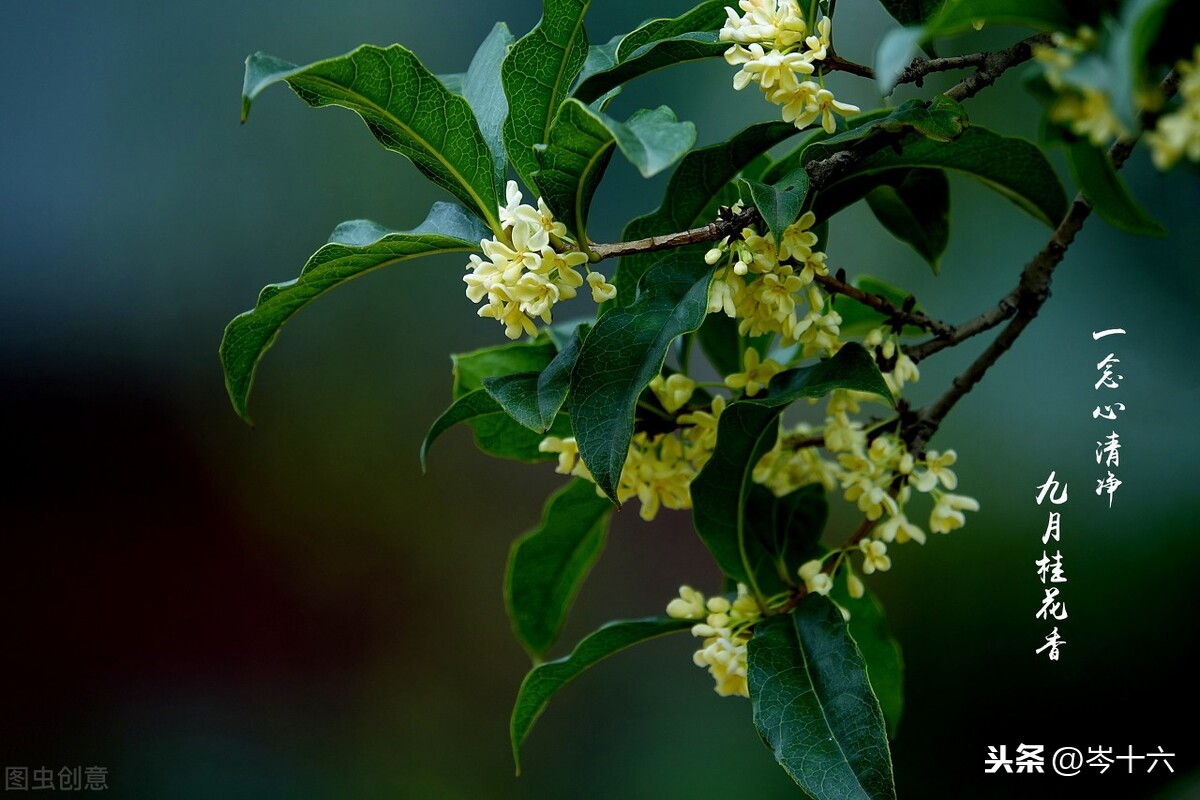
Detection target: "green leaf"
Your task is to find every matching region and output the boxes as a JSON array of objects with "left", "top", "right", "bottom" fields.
[
  {"left": 803, "top": 97, "right": 969, "bottom": 163},
  {"left": 830, "top": 584, "right": 905, "bottom": 739},
  {"left": 1065, "top": 138, "right": 1166, "bottom": 237},
  {"left": 452, "top": 339, "right": 573, "bottom": 462},
  {"left": 1111, "top": 0, "right": 1174, "bottom": 131},
  {"left": 740, "top": 166, "right": 811, "bottom": 241},
  {"left": 865, "top": 168, "right": 951, "bottom": 271},
  {"left": 616, "top": 120, "right": 799, "bottom": 304},
  {"left": 221, "top": 203, "right": 488, "bottom": 423},
  {"left": 608, "top": 106, "right": 699, "bottom": 179},
  {"left": 484, "top": 324, "right": 588, "bottom": 432},
  {"left": 690, "top": 345, "right": 892, "bottom": 593},
  {"left": 842, "top": 126, "right": 1068, "bottom": 227},
  {"left": 875, "top": 0, "right": 1074, "bottom": 92},
  {"left": 578, "top": 35, "right": 622, "bottom": 83},
  {"left": 534, "top": 100, "right": 616, "bottom": 247},
  {"left": 505, "top": 479, "right": 613, "bottom": 659},
  {"left": 832, "top": 274, "right": 925, "bottom": 337},
  {"left": 742, "top": 484, "right": 828, "bottom": 596},
  {"left": 693, "top": 316, "right": 736, "bottom": 376},
  {"left": 877, "top": 0, "right": 943, "bottom": 25},
  {"left": 570, "top": 252, "right": 714, "bottom": 503},
  {"left": 464, "top": 23, "right": 516, "bottom": 193},
  {"left": 242, "top": 47, "right": 501, "bottom": 230},
  {"left": 502, "top": 0, "right": 592, "bottom": 195},
  {"left": 573, "top": 0, "right": 728, "bottom": 103},
  {"left": 534, "top": 101, "right": 696, "bottom": 246},
  {"left": 510, "top": 616, "right": 691, "bottom": 771},
  {"left": 420, "top": 388, "right": 503, "bottom": 471},
  {"left": 617, "top": 0, "right": 729, "bottom": 59},
  {"left": 874, "top": 27, "right": 927, "bottom": 96},
  {"left": 748, "top": 595, "right": 896, "bottom": 799},
  {"left": 762, "top": 111, "right": 894, "bottom": 185},
  {"left": 574, "top": 32, "right": 726, "bottom": 104},
  {"left": 438, "top": 72, "right": 465, "bottom": 94}
]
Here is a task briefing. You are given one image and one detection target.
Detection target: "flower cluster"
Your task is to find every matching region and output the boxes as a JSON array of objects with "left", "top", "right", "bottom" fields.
[
  {"left": 1033, "top": 28, "right": 1129, "bottom": 147},
  {"left": 752, "top": 323, "right": 978, "bottom": 597},
  {"left": 1146, "top": 45, "right": 1200, "bottom": 169},
  {"left": 465, "top": 181, "right": 615, "bottom": 339},
  {"left": 666, "top": 584, "right": 763, "bottom": 697},
  {"left": 540, "top": 375, "right": 727, "bottom": 521},
  {"left": 720, "top": 0, "right": 859, "bottom": 132},
  {"left": 705, "top": 209, "right": 843, "bottom": 356}
]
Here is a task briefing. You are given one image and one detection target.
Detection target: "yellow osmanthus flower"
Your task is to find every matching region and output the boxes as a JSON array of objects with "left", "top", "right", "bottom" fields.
[
  {"left": 649, "top": 373, "right": 697, "bottom": 413},
  {"left": 725, "top": 347, "right": 785, "bottom": 397},
  {"left": 1146, "top": 45, "right": 1200, "bottom": 169},
  {"left": 859, "top": 539, "right": 892, "bottom": 574},
  {"left": 465, "top": 180, "right": 612, "bottom": 339},
  {"left": 929, "top": 492, "right": 980, "bottom": 534},
  {"left": 667, "top": 583, "right": 763, "bottom": 698},
  {"left": 720, "top": 2, "right": 858, "bottom": 132},
  {"left": 1034, "top": 28, "right": 1128, "bottom": 146},
  {"left": 539, "top": 384, "right": 727, "bottom": 523},
  {"left": 797, "top": 559, "right": 833, "bottom": 595}
]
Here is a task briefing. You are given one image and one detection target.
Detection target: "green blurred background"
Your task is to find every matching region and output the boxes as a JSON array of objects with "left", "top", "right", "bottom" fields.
[{"left": 2, "top": 1, "right": 1198, "bottom": 798}]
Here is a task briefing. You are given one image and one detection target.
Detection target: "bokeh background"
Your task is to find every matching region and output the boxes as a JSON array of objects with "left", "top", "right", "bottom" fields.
[{"left": 3, "top": 1, "right": 1198, "bottom": 798}]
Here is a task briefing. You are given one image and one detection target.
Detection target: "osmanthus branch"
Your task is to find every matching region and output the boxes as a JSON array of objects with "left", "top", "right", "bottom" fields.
[
  {"left": 814, "top": 270, "right": 953, "bottom": 336},
  {"left": 904, "top": 69, "right": 1183, "bottom": 453},
  {"left": 587, "top": 31, "right": 1048, "bottom": 261}
]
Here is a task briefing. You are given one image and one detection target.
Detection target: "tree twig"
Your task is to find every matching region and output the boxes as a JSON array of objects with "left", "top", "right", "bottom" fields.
[
  {"left": 814, "top": 271, "right": 953, "bottom": 336},
  {"left": 583, "top": 35, "right": 1045, "bottom": 263},
  {"left": 905, "top": 69, "right": 1182, "bottom": 452}
]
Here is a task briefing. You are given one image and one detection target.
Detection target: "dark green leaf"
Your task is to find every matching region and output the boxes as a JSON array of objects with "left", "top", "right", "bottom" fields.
[
  {"left": 221, "top": 203, "right": 488, "bottom": 423},
  {"left": 572, "top": 0, "right": 728, "bottom": 103},
  {"left": 928, "top": 0, "right": 1073, "bottom": 34},
  {"left": 533, "top": 100, "right": 616, "bottom": 246},
  {"left": 577, "top": 34, "right": 622, "bottom": 87},
  {"left": 502, "top": 0, "right": 592, "bottom": 194},
  {"left": 842, "top": 126, "right": 1068, "bottom": 226},
  {"left": 506, "top": 479, "right": 613, "bottom": 659},
  {"left": 464, "top": 23, "right": 516, "bottom": 193},
  {"left": 693, "top": 316, "right": 737, "bottom": 376},
  {"left": 803, "top": 96, "right": 968, "bottom": 163},
  {"left": 877, "top": 0, "right": 943, "bottom": 25},
  {"left": 830, "top": 583, "right": 906, "bottom": 739},
  {"left": 242, "top": 47, "right": 501, "bottom": 230},
  {"left": 483, "top": 324, "right": 588, "bottom": 432},
  {"left": 511, "top": 616, "right": 691, "bottom": 771},
  {"left": 748, "top": 596, "right": 896, "bottom": 799},
  {"left": 617, "top": 0, "right": 729, "bottom": 59},
  {"left": 419, "top": 388, "right": 503, "bottom": 471},
  {"left": 452, "top": 339, "right": 572, "bottom": 462},
  {"left": 570, "top": 252, "right": 714, "bottom": 502},
  {"left": 740, "top": 166, "right": 810, "bottom": 241},
  {"left": 762, "top": 111, "right": 893, "bottom": 185},
  {"left": 483, "top": 373, "right": 544, "bottom": 431},
  {"left": 574, "top": 32, "right": 726, "bottom": 104},
  {"left": 865, "top": 169, "right": 951, "bottom": 271},
  {"left": 534, "top": 101, "right": 696, "bottom": 245},
  {"left": 1066, "top": 139, "right": 1166, "bottom": 237},
  {"left": 616, "top": 121, "right": 798, "bottom": 304},
  {"left": 691, "top": 345, "right": 892, "bottom": 591},
  {"left": 832, "top": 275, "right": 926, "bottom": 336},
  {"left": 454, "top": 339, "right": 558, "bottom": 393},
  {"left": 742, "top": 484, "right": 828, "bottom": 596}
]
